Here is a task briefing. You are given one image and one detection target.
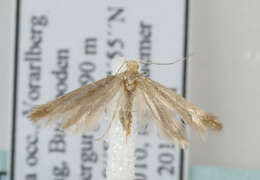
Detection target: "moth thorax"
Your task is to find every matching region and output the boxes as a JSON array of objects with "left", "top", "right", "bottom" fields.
[{"left": 124, "top": 79, "right": 137, "bottom": 91}]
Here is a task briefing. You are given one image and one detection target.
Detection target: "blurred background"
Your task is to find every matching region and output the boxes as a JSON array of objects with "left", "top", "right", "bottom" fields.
[{"left": 1, "top": 0, "right": 260, "bottom": 180}]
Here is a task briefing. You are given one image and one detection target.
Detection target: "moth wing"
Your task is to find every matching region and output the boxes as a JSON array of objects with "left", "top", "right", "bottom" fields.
[
  {"left": 28, "top": 75, "right": 123, "bottom": 132},
  {"left": 135, "top": 85, "right": 188, "bottom": 148},
  {"left": 137, "top": 75, "right": 222, "bottom": 142},
  {"left": 134, "top": 88, "right": 155, "bottom": 135}
]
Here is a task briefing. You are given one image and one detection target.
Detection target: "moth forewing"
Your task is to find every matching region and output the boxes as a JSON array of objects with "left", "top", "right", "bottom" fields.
[
  {"left": 137, "top": 82, "right": 188, "bottom": 148},
  {"left": 138, "top": 75, "right": 222, "bottom": 141},
  {"left": 28, "top": 74, "right": 122, "bottom": 133}
]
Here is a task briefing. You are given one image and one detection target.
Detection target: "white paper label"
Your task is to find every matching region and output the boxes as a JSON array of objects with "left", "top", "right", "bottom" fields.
[{"left": 12, "top": 1, "right": 187, "bottom": 180}]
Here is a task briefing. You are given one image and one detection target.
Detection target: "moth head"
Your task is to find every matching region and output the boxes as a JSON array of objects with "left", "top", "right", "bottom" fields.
[{"left": 125, "top": 60, "right": 139, "bottom": 73}]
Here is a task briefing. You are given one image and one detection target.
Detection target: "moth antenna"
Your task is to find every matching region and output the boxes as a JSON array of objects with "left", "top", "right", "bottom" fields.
[{"left": 138, "top": 53, "right": 193, "bottom": 65}]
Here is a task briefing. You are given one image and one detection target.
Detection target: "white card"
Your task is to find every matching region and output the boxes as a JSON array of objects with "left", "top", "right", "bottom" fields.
[{"left": 11, "top": 1, "right": 188, "bottom": 180}]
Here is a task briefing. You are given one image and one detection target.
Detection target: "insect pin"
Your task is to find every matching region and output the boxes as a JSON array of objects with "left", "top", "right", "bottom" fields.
[{"left": 28, "top": 58, "right": 223, "bottom": 148}]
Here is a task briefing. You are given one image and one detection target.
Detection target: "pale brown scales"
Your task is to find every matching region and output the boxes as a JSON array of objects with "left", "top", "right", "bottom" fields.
[
  {"left": 28, "top": 60, "right": 223, "bottom": 148},
  {"left": 119, "top": 61, "right": 139, "bottom": 137}
]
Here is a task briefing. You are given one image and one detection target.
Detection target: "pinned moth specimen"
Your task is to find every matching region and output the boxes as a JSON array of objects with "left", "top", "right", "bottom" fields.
[{"left": 28, "top": 59, "right": 222, "bottom": 148}]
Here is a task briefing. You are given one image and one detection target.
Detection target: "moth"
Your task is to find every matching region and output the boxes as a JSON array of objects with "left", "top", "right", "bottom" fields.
[{"left": 28, "top": 59, "right": 222, "bottom": 148}]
